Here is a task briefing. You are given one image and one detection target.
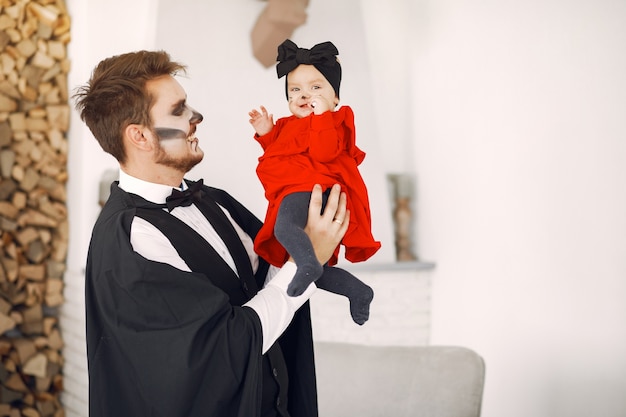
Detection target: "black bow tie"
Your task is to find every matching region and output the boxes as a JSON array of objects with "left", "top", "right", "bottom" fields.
[{"left": 166, "top": 179, "right": 204, "bottom": 211}]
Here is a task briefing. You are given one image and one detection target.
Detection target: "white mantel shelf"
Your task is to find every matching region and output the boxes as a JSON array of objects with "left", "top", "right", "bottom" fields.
[
  {"left": 342, "top": 260, "right": 436, "bottom": 272},
  {"left": 311, "top": 260, "right": 435, "bottom": 346}
]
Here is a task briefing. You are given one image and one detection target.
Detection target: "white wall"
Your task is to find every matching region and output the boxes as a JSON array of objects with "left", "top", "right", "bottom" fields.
[{"left": 410, "top": 1, "right": 626, "bottom": 416}]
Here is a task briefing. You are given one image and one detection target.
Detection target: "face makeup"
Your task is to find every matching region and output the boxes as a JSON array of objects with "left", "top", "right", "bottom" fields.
[{"left": 154, "top": 127, "right": 197, "bottom": 142}]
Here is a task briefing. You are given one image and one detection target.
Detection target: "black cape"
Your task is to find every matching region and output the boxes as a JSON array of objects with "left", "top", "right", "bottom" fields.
[{"left": 85, "top": 182, "right": 318, "bottom": 417}]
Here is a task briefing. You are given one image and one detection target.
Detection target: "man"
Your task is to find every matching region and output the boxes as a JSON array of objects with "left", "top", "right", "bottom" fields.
[{"left": 74, "top": 50, "right": 350, "bottom": 417}]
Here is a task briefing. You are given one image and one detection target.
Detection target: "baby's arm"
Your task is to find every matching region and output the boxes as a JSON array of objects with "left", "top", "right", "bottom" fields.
[{"left": 249, "top": 105, "right": 274, "bottom": 136}]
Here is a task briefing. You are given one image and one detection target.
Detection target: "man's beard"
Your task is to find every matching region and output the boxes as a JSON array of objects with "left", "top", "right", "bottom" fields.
[{"left": 154, "top": 142, "right": 203, "bottom": 172}]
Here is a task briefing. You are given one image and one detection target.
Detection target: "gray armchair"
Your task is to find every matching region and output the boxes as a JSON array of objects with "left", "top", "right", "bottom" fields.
[{"left": 314, "top": 342, "right": 485, "bottom": 417}]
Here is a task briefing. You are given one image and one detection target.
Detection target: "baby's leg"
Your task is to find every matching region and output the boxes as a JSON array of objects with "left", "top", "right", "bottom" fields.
[
  {"left": 316, "top": 267, "right": 374, "bottom": 325},
  {"left": 275, "top": 192, "right": 323, "bottom": 296}
]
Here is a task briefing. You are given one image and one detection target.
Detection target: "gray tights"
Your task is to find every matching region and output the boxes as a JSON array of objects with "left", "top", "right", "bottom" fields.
[{"left": 274, "top": 191, "right": 373, "bottom": 325}]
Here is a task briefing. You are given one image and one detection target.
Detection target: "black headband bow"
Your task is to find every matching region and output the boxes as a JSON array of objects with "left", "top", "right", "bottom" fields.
[{"left": 276, "top": 40, "right": 339, "bottom": 78}]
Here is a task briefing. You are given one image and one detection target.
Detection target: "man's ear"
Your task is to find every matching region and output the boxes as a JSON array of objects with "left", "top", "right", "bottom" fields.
[{"left": 124, "top": 124, "right": 152, "bottom": 151}]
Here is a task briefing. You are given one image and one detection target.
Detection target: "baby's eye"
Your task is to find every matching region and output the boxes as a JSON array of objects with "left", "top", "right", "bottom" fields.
[
  {"left": 290, "top": 87, "right": 300, "bottom": 92},
  {"left": 312, "top": 85, "right": 321, "bottom": 90}
]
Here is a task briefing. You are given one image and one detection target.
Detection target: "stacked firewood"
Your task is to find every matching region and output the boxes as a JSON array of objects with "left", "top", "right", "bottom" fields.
[{"left": 0, "top": 1, "right": 69, "bottom": 416}]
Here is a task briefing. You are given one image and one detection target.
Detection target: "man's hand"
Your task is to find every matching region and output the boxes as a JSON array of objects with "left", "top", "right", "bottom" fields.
[
  {"left": 248, "top": 105, "right": 274, "bottom": 136},
  {"left": 304, "top": 184, "right": 349, "bottom": 264}
]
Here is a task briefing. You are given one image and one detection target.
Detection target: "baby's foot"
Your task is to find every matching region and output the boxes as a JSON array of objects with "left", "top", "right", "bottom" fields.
[{"left": 349, "top": 285, "right": 374, "bottom": 325}]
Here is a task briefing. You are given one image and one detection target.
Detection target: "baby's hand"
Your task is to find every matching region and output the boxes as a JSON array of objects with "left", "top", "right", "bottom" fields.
[
  {"left": 310, "top": 96, "right": 333, "bottom": 115},
  {"left": 248, "top": 105, "right": 274, "bottom": 136}
]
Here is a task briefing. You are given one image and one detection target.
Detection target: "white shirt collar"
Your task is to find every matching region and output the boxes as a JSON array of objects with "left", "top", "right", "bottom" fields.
[{"left": 118, "top": 168, "right": 187, "bottom": 204}]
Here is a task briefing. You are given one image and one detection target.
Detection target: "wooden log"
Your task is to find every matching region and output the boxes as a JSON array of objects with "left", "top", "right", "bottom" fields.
[
  {"left": 22, "top": 353, "right": 47, "bottom": 378},
  {"left": 0, "top": 386, "right": 23, "bottom": 405},
  {"left": 0, "top": 313, "right": 16, "bottom": 335},
  {"left": 38, "top": 229, "right": 51, "bottom": 246},
  {"left": 25, "top": 282, "right": 46, "bottom": 306},
  {"left": 17, "top": 210, "right": 57, "bottom": 228},
  {"left": 46, "top": 330, "right": 62, "bottom": 351},
  {"left": 21, "top": 408, "right": 40, "bottom": 417},
  {"left": 0, "top": 122, "right": 11, "bottom": 148},
  {"left": 0, "top": 298, "right": 11, "bottom": 316},
  {"left": 15, "top": 228, "right": 39, "bottom": 246},
  {"left": 0, "top": 2, "right": 69, "bottom": 413},
  {"left": 0, "top": 218, "right": 18, "bottom": 233},
  {"left": 0, "top": 149, "right": 16, "bottom": 178},
  {"left": 0, "top": 202, "right": 19, "bottom": 219},
  {"left": 15, "top": 40, "right": 37, "bottom": 59},
  {"left": 42, "top": 318, "right": 56, "bottom": 337},
  {"left": 0, "top": 341, "right": 12, "bottom": 358},
  {"left": 26, "top": 240, "right": 49, "bottom": 264},
  {"left": 18, "top": 264, "right": 46, "bottom": 281},
  {"left": 45, "top": 105, "right": 68, "bottom": 131},
  {"left": 0, "top": 94, "right": 17, "bottom": 112},
  {"left": 0, "top": 80, "right": 20, "bottom": 100},
  {"left": 19, "top": 302, "right": 44, "bottom": 332},
  {"left": 26, "top": 4, "right": 59, "bottom": 29},
  {"left": 1, "top": 258, "right": 18, "bottom": 283},
  {"left": 0, "top": 14, "right": 16, "bottom": 32},
  {"left": 12, "top": 192, "right": 27, "bottom": 210},
  {"left": 0, "top": 30, "right": 11, "bottom": 51},
  {"left": 12, "top": 339, "right": 36, "bottom": 365},
  {"left": 4, "top": 374, "right": 28, "bottom": 393},
  {"left": 8, "top": 112, "right": 25, "bottom": 130}
]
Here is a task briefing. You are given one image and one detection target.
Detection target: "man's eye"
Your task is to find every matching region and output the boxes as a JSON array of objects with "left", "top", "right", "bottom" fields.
[{"left": 173, "top": 104, "right": 187, "bottom": 116}]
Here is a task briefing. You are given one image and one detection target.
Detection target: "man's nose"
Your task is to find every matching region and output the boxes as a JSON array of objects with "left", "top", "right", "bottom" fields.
[{"left": 190, "top": 107, "right": 203, "bottom": 124}]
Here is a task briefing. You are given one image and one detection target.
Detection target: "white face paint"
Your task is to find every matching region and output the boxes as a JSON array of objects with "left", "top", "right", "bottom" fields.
[{"left": 146, "top": 75, "right": 204, "bottom": 173}]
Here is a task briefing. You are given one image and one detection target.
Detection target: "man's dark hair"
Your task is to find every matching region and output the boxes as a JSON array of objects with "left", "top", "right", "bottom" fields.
[{"left": 73, "top": 50, "right": 186, "bottom": 163}]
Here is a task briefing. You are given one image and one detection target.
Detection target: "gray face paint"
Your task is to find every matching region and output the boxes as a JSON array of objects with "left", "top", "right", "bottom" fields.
[
  {"left": 154, "top": 127, "right": 188, "bottom": 141},
  {"left": 153, "top": 107, "right": 203, "bottom": 141}
]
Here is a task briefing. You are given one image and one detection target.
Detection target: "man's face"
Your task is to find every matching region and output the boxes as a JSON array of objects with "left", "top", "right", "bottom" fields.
[
  {"left": 146, "top": 75, "right": 204, "bottom": 172},
  {"left": 287, "top": 64, "right": 338, "bottom": 118}
]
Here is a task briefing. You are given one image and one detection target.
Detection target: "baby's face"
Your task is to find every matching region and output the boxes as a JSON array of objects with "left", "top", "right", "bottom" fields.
[{"left": 286, "top": 64, "right": 338, "bottom": 118}]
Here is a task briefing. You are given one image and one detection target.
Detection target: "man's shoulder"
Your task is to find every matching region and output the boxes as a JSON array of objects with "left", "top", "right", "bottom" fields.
[{"left": 94, "top": 182, "right": 136, "bottom": 233}]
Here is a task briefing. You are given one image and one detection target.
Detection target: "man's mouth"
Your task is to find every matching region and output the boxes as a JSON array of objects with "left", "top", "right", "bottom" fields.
[{"left": 186, "top": 131, "right": 197, "bottom": 142}]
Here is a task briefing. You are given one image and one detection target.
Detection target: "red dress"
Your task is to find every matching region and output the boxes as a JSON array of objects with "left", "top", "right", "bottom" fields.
[{"left": 254, "top": 105, "right": 381, "bottom": 267}]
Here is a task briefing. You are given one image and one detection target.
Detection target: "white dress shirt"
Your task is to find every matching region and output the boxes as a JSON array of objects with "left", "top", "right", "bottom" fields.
[{"left": 118, "top": 169, "right": 316, "bottom": 354}]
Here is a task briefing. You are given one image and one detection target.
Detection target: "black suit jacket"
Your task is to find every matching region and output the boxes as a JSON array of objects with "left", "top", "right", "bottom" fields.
[{"left": 85, "top": 181, "right": 317, "bottom": 417}]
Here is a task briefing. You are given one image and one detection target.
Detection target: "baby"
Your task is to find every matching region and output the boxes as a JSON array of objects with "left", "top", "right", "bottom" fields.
[{"left": 249, "top": 39, "right": 380, "bottom": 324}]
